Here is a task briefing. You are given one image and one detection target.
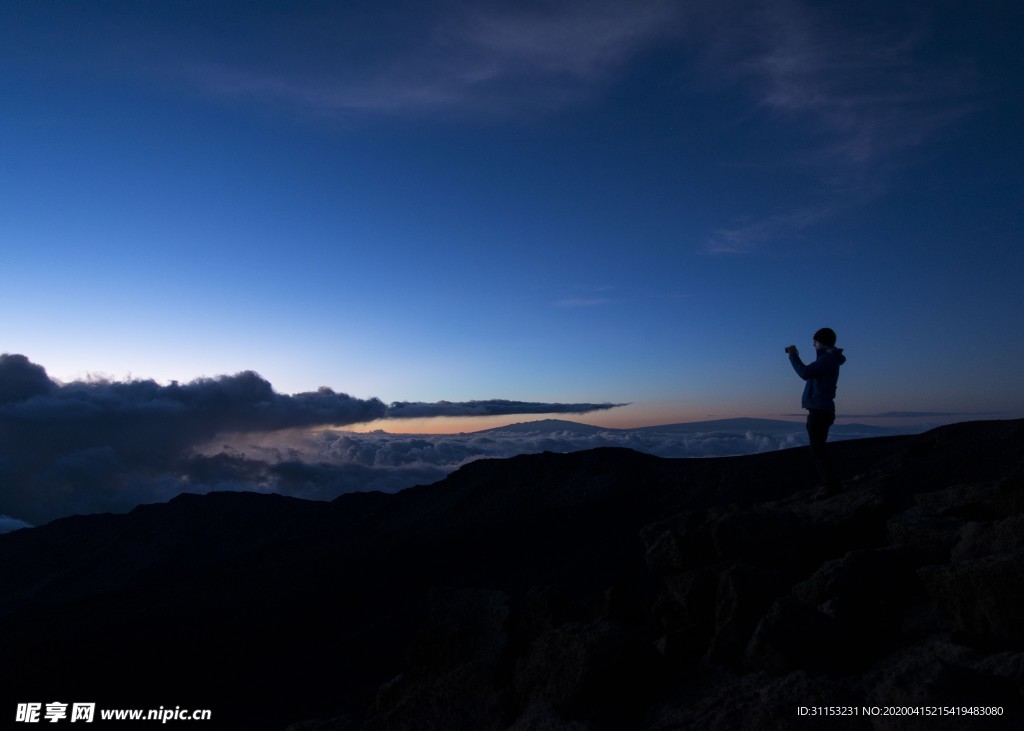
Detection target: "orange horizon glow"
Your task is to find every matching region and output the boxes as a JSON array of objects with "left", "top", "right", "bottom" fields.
[
  {"left": 335, "top": 403, "right": 786, "bottom": 435},
  {"left": 318, "top": 405, "right": 974, "bottom": 436}
]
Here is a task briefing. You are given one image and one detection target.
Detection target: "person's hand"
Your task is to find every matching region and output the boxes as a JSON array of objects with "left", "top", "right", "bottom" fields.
[{"left": 785, "top": 344, "right": 798, "bottom": 355}]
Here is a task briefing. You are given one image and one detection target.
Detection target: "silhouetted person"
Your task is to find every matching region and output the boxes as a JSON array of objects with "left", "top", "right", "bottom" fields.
[{"left": 786, "top": 328, "right": 846, "bottom": 497}]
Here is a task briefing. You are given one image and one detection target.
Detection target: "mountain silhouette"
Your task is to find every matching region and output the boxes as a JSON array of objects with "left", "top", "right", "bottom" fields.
[
  {"left": 476, "top": 416, "right": 909, "bottom": 438},
  {"left": 476, "top": 418, "right": 611, "bottom": 435},
  {"left": 1, "top": 419, "right": 1022, "bottom": 729}
]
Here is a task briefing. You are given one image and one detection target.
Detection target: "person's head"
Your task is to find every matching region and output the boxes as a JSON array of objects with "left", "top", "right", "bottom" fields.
[{"left": 813, "top": 327, "right": 836, "bottom": 349}]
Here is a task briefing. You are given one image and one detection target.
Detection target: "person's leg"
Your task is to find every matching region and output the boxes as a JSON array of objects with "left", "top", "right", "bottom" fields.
[{"left": 806, "top": 409, "right": 838, "bottom": 493}]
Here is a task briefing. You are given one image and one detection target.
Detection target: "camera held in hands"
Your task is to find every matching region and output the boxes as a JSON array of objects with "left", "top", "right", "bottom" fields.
[{"left": 785, "top": 345, "right": 797, "bottom": 355}]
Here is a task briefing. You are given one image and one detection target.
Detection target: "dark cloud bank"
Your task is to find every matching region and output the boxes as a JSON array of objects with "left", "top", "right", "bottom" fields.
[{"left": 0, "top": 354, "right": 620, "bottom": 528}]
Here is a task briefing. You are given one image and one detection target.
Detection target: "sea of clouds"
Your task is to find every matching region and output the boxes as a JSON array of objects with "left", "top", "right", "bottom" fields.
[
  {"left": 185, "top": 418, "right": 877, "bottom": 504},
  {"left": 0, "top": 353, "right": 908, "bottom": 532}
]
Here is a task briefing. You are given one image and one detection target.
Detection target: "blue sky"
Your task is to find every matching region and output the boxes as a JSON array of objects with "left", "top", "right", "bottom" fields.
[{"left": 2, "top": 0, "right": 1022, "bottom": 431}]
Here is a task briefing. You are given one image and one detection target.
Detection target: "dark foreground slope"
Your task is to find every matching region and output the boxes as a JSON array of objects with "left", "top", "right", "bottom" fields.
[{"left": 1, "top": 420, "right": 1023, "bottom": 729}]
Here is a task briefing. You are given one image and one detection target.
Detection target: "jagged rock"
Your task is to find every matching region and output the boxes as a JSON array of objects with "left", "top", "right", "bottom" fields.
[
  {"left": 791, "top": 545, "right": 930, "bottom": 660},
  {"left": 512, "top": 618, "right": 659, "bottom": 728},
  {"left": 900, "top": 600, "right": 949, "bottom": 637},
  {"left": 640, "top": 510, "right": 716, "bottom": 574},
  {"left": 365, "top": 588, "right": 510, "bottom": 731},
  {"left": 286, "top": 716, "right": 363, "bottom": 731},
  {"left": 915, "top": 482, "right": 1003, "bottom": 520},
  {"left": 886, "top": 505, "right": 962, "bottom": 558},
  {"left": 708, "top": 507, "right": 802, "bottom": 562},
  {"left": 647, "top": 670, "right": 861, "bottom": 730},
  {"left": 952, "top": 514, "right": 1024, "bottom": 562},
  {"left": 651, "top": 568, "right": 719, "bottom": 667},
  {"left": 707, "top": 563, "right": 790, "bottom": 666},
  {"left": 640, "top": 510, "right": 701, "bottom": 575},
  {"left": 919, "top": 547, "right": 1024, "bottom": 645},
  {"left": 861, "top": 636, "right": 1019, "bottom": 730},
  {"left": 656, "top": 569, "right": 717, "bottom": 633},
  {"left": 506, "top": 700, "right": 594, "bottom": 731},
  {"left": 974, "top": 650, "right": 1024, "bottom": 706},
  {"left": 744, "top": 596, "right": 846, "bottom": 672},
  {"left": 994, "top": 464, "right": 1024, "bottom": 516}
]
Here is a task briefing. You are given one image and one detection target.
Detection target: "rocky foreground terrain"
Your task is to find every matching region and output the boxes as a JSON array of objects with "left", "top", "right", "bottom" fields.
[{"left": 1, "top": 419, "right": 1022, "bottom": 729}]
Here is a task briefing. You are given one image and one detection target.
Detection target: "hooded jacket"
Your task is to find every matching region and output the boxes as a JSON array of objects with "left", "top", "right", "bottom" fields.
[{"left": 789, "top": 346, "right": 846, "bottom": 411}]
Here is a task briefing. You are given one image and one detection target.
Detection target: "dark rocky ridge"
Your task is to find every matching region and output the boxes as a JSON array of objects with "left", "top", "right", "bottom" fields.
[{"left": 1, "top": 419, "right": 1022, "bottom": 729}]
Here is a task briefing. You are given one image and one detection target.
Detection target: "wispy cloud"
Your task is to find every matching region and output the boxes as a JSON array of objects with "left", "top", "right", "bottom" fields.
[
  {"left": 88, "top": 1, "right": 979, "bottom": 254},
  {"left": 842, "top": 411, "right": 1001, "bottom": 419},
  {"left": 705, "top": 206, "right": 830, "bottom": 255},
  {"left": 695, "top": 0, "right": 977, "bottom": 252},
  {"left": 721, "top": 1, "right": 975, "bottom": 168},
  {"left": 553, "top": 284, "right": 619, "bottom": 307},
  {"left": 186, "top": 1, "right": 682, "bottom": 118},
  {"left": 554, "top": 297, "right": 612, "bottom": 307},
  {"left": 753, "top": 7, "right": 966, "bottom": 168},
  {"left": 451, "top": 1, "right": 678, "bottom": 80},
  {"left": 385, "top": 399, "right": 622, "bottom": 419}
]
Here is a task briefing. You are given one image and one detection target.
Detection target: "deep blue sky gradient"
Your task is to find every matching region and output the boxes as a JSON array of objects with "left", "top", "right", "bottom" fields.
[{"left": 2, "top": 0, "right": 1022, "bottom": 429}]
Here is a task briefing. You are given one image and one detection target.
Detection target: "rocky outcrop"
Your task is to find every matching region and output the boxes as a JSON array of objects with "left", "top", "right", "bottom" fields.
[
  {"left": 1, "top": 420, "right": 1023, "bottom": 729},
  {"left": 365, "top": 421, "right": 1024, "bottom": 729},
  {"left": 636, "top": 424, "right": 1024, "bottom": 730}
]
